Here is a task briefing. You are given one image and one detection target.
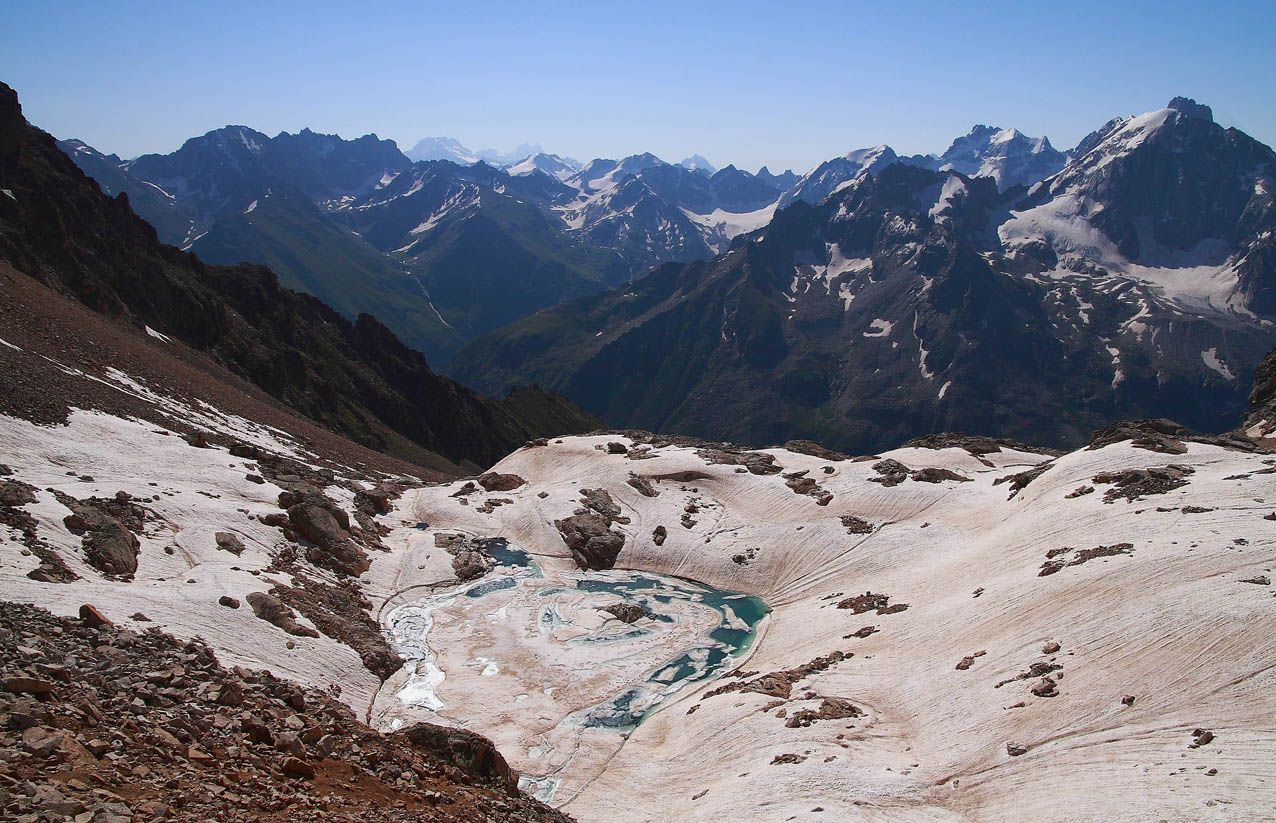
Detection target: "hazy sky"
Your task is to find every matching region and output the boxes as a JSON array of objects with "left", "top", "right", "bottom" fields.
[{"left": 4, "top": 0, "right": 1273, "bottom": 173}]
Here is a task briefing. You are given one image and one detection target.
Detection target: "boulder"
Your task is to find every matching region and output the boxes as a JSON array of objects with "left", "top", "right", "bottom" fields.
[
  {"left": 626, "top": 476, "right": 659, "bottom": 497},
  {"left": 215, "top": 532, "right": 245, "bottom": 555},
  {"left": 85, "top": 522, "right": 139, "bottom": 577},
  {"left": 555, "top": 513, "right": 625, "bottom": 570},
  {"left": 602, "top": 603, "right": 650, "bottom": 623},
  {"left": 78, "top": 604, "right": 113, "bottom": 629},
  {"left": 476, "top": 473, "right": 525, "bottom": 492},
  {"left": 452, "top": 550, "right": 492, "bottom": 581},
  {"left": 228, "top": 443, "right": 261, "bottom": 459},
  {"left": 398, "top": 723, "right": 519, "bottom": 795},
  {"left": 62, "top": 499, "right": 140, "bottom": 577},
  {"left": 286, "top": 503, "right": 346, "bottom": 544},
  {"left": 245, "top": 592, "right": 318, "bottom": 638}
]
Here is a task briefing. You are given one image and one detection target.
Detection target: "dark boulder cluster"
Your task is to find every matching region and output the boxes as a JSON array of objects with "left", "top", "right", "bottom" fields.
[
  {"left": 1091, "top": 465, "right": 1193, "bottom": 503},
  {"left": 0, "top": 479, "right": 78, "bottom": 583},
  {"left": 54, "top": 491, "right": 148, "bottom": 578}
]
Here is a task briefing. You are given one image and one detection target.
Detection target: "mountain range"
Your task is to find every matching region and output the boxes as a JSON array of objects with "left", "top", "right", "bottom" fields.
[
  {"left": 58, "top": 131, "right": 802, "bottom": 364},
  {"left": 449, "top": 98, "right": 1276, "bottom": 453},
  {"left": 57, "top": 118, "right": 1065, "bottom": 368},
  {"left": 49, "top": 94, "right": 1276, "bottom": 454}
]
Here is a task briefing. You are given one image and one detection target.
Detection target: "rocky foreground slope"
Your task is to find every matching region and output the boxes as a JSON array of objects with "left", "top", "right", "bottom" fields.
[{"left": 0, "top": 602, "right": 568, "bottom": 823}]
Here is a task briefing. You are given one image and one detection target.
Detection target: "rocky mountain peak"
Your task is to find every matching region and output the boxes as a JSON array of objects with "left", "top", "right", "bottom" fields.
[{"left": 1167, "top": 96, "right": 1214, "bottom": 122}]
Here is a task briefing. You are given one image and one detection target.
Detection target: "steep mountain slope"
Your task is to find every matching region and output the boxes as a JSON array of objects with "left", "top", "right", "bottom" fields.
[
  {"left": 0, "top": 603, "right": 571, "bottom": 823},
  {"left": 189, "top": 186, "right": 461, "bottom": 357},
  {"left": 57, "top": 138, "right": 199, "bottom": 243},
  {"left": 1244, "top": 345, "right": 1276, "bottom": 439},
  {"left": 331, "top": 162, "right": 627, "bottom": 345},
  {"left": 450, "top": 99, "right": 1276, "bottom": 453},
  {"left": 0, "top": 81, "right": 601, "bottom": 469}
]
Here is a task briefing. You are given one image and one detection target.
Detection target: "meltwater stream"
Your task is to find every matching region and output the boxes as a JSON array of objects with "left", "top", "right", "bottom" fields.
[{"left": 383, "top": 539, "right": 769, "bottom": 801}]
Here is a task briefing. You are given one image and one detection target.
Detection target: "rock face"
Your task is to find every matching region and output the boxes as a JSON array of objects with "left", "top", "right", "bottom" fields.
[
  {"left": 1246, "top": 346, "right": 1276, "bottom": 437},
  {"left": 0, "top": 602, "right": 569, "bottom": 822}
]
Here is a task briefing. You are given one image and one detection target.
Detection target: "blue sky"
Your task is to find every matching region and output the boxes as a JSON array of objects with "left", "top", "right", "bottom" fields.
[{"left": 3, "top": 0, "right": 1273, "bottom": 172}]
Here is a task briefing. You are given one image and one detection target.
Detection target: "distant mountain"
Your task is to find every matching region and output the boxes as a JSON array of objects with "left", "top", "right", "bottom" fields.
[
  {"left": 678, "top": 154, "right": 716, "bottom": 175},
  {"left": 476, "top": 143, "right": 545, "bottom": 166},
  {"left": 778, "top": 145, "right": 905, "bottom": 207},
  {"left": 554, "top": 154, "right": 784, "bottom": 279},
  {"left": 450, "top": 98, "right": 1276, "bottom": 453},
  {"left": 756, "top": 166, "right": 799, "bottom": 190},
  {"left": 63, "top": 129, "right": 630, "bottom": 363},
  {"left": 0, "top": 82, "right": 603, "bottom": 468},
  {"left": 506, "top": 152, "right": 581, "bottom": 181},
  {"left": 62, "top": 125, "right": 412, "bottom": 250},
  {"left": 65, "top": 106, "right": 1223, "bottom": 382},
  {"left": 937, "top": 125, "right": 1066, "bottom": 191},
  {"left": 404, "top": 136, "right": 479, "bottom": 164},
  {"left": 329, "top": 161, "right": 628, "bottom": 344}
]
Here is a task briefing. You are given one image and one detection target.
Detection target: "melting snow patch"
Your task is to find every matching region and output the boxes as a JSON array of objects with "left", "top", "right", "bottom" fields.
[
  {"left": 838, "top": 282, "right": 855, "bottom": 310},
  {"left": 144, "top": 326, "right": 171, "bottom": 343},
  {"left": 244, "top": 200, "right": 257, "bottom": 213},
  {"left": 2, "top": 189, "right": 15, "bottom": 201},
  {"left": 863, "top": 318, "right": 893, "bottom": 338},
  {"left": 0, "top": 337, "right": 21, "bottom": 351},
  {"left": 1201, "top": 348, "right": 1235, "bottom": 381},
  {"left": 938, "top": 380, "right": 952, "bottom": 399}
]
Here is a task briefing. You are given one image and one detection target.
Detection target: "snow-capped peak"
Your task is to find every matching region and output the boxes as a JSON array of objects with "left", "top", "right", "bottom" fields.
[
  {"left": 506, "top": 153, "right": 581, "bottom": 181},
  {"left": 405, "top": 137, "right": 479, "bottom": 165},
  {"left": 937, "top": 124, "right": 1065, "bottom": 191}
]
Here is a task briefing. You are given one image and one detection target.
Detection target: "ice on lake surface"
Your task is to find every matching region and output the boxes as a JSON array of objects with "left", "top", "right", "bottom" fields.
[{"left": 386, "top": 539, "right": 768, "bottom": 729}]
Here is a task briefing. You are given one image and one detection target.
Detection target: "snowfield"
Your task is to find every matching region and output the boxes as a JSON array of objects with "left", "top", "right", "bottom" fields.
[{"left": 3, "top": 394, "right": 1275, "bottom": 822}]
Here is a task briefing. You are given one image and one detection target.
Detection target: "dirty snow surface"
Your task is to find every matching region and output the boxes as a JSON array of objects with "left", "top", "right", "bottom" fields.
[{"left": 3, "top": 407, "right": 1276, "bottom": 822}]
